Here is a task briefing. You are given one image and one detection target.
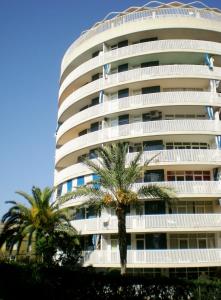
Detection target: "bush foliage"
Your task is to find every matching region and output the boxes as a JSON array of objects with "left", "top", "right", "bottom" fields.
[{"left": 1, "top": 262, "right": 221, "bottom": 299}]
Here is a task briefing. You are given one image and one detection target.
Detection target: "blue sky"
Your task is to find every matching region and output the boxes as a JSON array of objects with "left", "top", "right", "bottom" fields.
[{"left": 0, "top": 0, "right": 220, "bottom": 217}]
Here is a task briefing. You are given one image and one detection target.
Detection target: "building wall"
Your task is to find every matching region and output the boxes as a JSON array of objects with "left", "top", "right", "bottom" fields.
[{"left": 55, "top": 2, "right": 221, "bottom": 274}]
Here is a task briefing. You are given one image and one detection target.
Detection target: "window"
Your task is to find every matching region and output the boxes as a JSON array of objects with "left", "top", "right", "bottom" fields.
[
  {"left": 91, "top": 97, "right": 99, "bottom": 106},
  {"left": 142, "top": 111, "right": 162, "bottom": 122},
  {"left": 91, "top": 73, "right": 101, "bottom": 81},
  {"left": 118, "top": 114, "right": 129, "bottom": 125},
  {"left": 111, "top": 235, "right": 118, "bottom": 250},
  {"left": 198, "top": 239, "right": 207, "bottom": 249},
  {"left": 118, "top": 63, "right": 128, "bottom": 73},
  {"left": 129, "top": 143, "right": 142, "bottom": 153},
  {"left": 77, "top": 154, "right": 87, "bottom": 162},
  {"left": 118, "top": 88, "right": 129, "bottom": 99},
  {"left": 89, "top": 148, "right": 98, "bottom": 159},
  {"left": 143, "top": 140, "right": 163, "bottom": 151},
  {"left": 118, "top": 40, "right": 128, "bottom": 48},
  {"left": 142, "top": 86, "right": 160, "bottom": 94},
  {"left": 86, "top": 207, "right": 96, "bottom": 219},
  {"left": 141, "top": 61, "right": 159, "bottom": 68},
  {"left": 164, "top": 114, "right": 206, "bottom": 120},
  {"left": 145, "top": 201, "right": 165, "bottom": 215},
  {"left": 165, "top": 142, "right": 209, "bottom": 150},
  {"left": 127, "top": 234, "right": 131, "bottom": 250},
  {"left": 140, "top": 37, "right": 158, "bottom": 43},
  {"left": 167, "top": 171, "right": 211, "bottom": 181},
  {"left": 79, "top": 129, "right": 87, "bottom": 136},
  {"left": 136, "top": 234, "right": 145, "bottom": 250},
  {"left": 179, "top": 239, "right": 188, "bottom": 249},
  {"left": 79, "top": 105, "right": 89, "bottom": 112},
  {"left": 77, "top": 176, "right": 84, "bottom": 186},
  {"left": 57, "top": 184, "right": 62, "bottom": 197},
  {"left": 144, "top": 170, "right": 164, "bottom": 182},
  {"left": 67, "top": 179, "right": 72, "bottom": 192},
  {"left": 92, "top": 50, "right": 100, "bottom": 58},
  {"left": 75, "top": 208, "right": 85, "bottom": 220},
  {"left": 90, "top": 122, "right": 100, "bottom": 132},
  {"left": 145, "top": 233, "right": 167, "bottom": 249}
]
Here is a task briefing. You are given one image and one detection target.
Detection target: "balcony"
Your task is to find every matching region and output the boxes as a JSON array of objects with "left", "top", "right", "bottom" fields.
[
  {"left": 133, "top": 181, "right": 221, "bottom": 198},
  {"left": 62, "top": 6, "right": 221, "bottom": 72},
  {"left": 60, "top": 39, "right": 221, "bottom": 96},
  {"left": 83, "top": 249, "right": 221, "bottom": 268},
  {"left": 60, "top": 181, "right": 221, "bottom": 210},
  {"left": 58, "top": 65, "right": 221, "bottom": 119},
  {"left": 55, "top": 120, "right": 221, "bottom": 166},
  {"left": 71, "top": 214, "right": 221, "bottom": 235},
  {"left": 57, "top": 91, "right": 221, "bottom": 139},
  {"left": 55, "top": 149, "right": 221, "bottom": 185}
]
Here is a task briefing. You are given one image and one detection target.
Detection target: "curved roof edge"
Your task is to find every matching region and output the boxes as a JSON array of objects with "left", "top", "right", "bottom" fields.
[{"left": 80, "top": 1, "right": 221, "bottom": 36}]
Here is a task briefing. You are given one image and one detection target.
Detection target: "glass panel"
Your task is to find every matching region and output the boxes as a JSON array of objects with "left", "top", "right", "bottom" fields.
[
  {"left": 143, "top": 140, "right": 163, "bottom": 151},
  {"left": 91, "top": 97, "right": 99, "bottom": 106},
  {"left": 118, "top": 88, "right": 129, "bottom": 99},
  {"left": 144, "top": 170, "right": 164, "bottom": 182},
  {"left": 92, "top": 50, "right": 100, "bottom": 58},
  {"left": 140, "top": 37, "right": 158, "bottom": 43},
  {"left": 136, "top": 239, "right": 145, "bottom": 250},
  {"left": 89, "top": 149, "right": 98, "bottom": 159},
  {"left": 118, "top": 40, "right": 128, "bottom": 48},
  {"left": 141, "top": 61, "right": 159, "bottom": 68},
  {"left": 91, "top": 73, "right": 100, "bottom": 81},
  {"left": 118, "top": 114, "right": 129, "bottom": 125},
  {"left": 118, "top": 63, "right": 128, "bottom": 73},
  {"left": 198, "top": 239, "right": 207, "bottom": 249},
  {"left": 142, "top": 86, "right": 160, "bottom": 94},
  {"left": 179, "top": 240, "right": 188, "bottom": 249},
  {"left": 90, "top": 122, "right": 100, "bottom": 132}
]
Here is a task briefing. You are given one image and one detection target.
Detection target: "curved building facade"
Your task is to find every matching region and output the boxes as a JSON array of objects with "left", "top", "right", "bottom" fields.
[{"left": 55, "top": 1, "right": 221, "bottom": 278}]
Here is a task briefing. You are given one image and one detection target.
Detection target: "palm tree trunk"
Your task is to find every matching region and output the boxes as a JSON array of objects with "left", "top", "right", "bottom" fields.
[{"left": 116, "top": 206, "right": 127, "bottom": 275}]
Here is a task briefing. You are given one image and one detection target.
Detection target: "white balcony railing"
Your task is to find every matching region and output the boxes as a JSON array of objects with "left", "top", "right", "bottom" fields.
[
  {"left": 60, "top": 39, "right": 221, "bottom": 95},
  {"left": 61, "top": 181, "right": 221, "bottom": 210},
  {"left": 55, "top": 149, "right": 221, "bottom": 185},
  {"left": 71, "top": 214, "right": 221, "bottom": 235},
  {"left": 83, "top": 249, "right": 221, "bottom": 267},
  {"left": 133, "top": 181, "right": 221, "bottom": 197},
  {"left": 55, "top": 120, "right": 221, "bottom": 165},
  {"left": 62, "top": 6, "right": 221, "bottom": 72},
  {"left": 62, "top": 181, "right": 221, "bottom": 208},
  {"left": 58, "top": 65, "right": 221, "bottom": 119},
  {"left": 57, "top": 92, "right": 221, "bottom": 138}
]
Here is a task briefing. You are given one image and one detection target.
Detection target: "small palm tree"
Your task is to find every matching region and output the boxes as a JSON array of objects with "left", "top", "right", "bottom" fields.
[
  {"left": 61, "top": 143, "right": 174, "bottom": 275},
  {"left": 0, "top": 186, "right": 78, "bottom": 264}
]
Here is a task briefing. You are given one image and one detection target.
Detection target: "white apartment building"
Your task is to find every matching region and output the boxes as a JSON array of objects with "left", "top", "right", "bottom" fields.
[{"left": 55, "top": 1, "right": 221, "bottom": 278}]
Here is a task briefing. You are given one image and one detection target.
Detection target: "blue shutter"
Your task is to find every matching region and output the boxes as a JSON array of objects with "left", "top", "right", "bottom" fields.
[
  {"left": 77, "top": 176, "right": 84, "bottom": 186},
  {"left": 67, "top": 179, "right": 72, "bottom": 192},
  {"left": 93, "top": 174, "right": 100, "bottom": 189}
]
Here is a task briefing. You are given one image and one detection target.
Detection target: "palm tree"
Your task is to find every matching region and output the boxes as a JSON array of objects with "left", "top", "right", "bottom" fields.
[
  {"left": 61, "top": 143, "right": 174, "bottom": 275},
  {"left": 0, "top": 186, "right": 78, "bottom": 264}
]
